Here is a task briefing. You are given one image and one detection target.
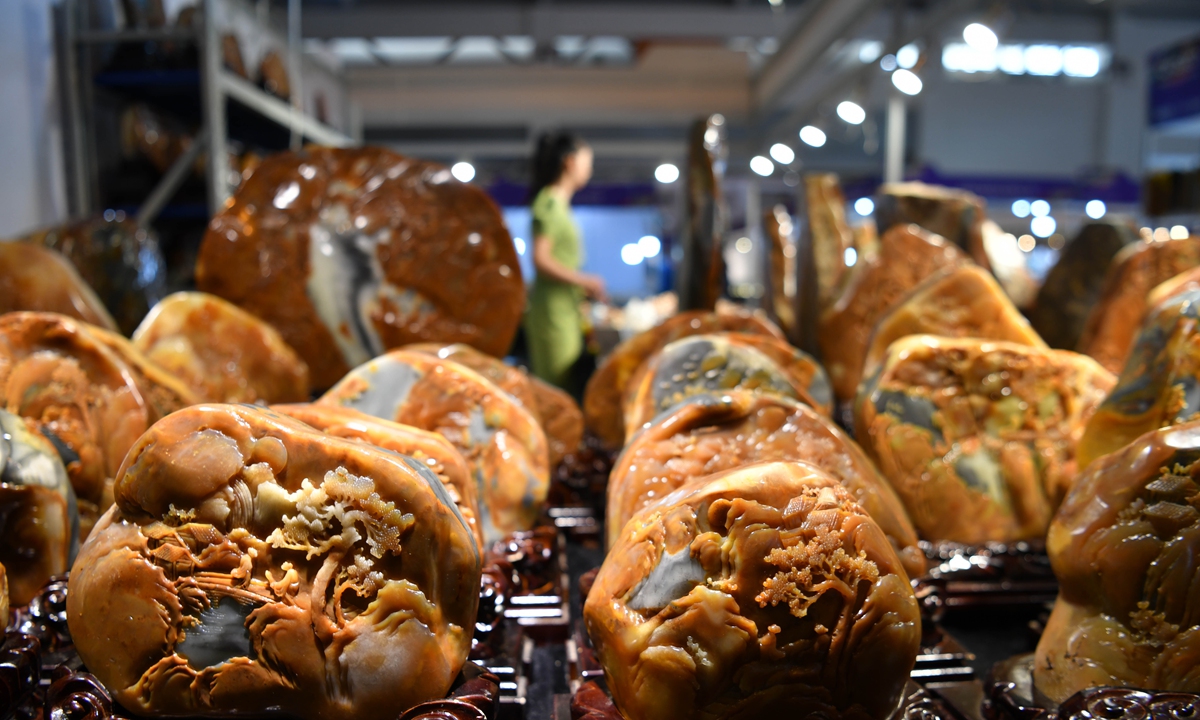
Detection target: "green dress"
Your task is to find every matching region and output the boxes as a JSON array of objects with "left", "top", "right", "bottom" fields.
[{"left": 525, "top": 188, "right": 584, "bottom": 389}]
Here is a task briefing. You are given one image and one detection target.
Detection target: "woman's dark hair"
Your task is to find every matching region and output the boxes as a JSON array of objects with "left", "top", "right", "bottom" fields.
[{"left": 529, "top": 131, "right": 587, "bottom": 204}]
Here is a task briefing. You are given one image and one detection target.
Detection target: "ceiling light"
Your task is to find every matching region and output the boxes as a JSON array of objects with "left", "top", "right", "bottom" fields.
[
  {"left": 963, "top": 23, "right": 998, "bottom": 52},
  {"left": 735, "top": 237, "right": 753, "bottom": 254},
  {"left": 750, "top": 155, "right": 775, "bottom": 176},
  {"left": 1025, "top": 45, "right": 1064, "bottom": 76},
  {"left": 1018, "top": 234, "right": 1037, "bottom": 252},
  {"left": 1063, "top": 46, "right": 1101, "bottom": 78},
  {"left": 638, "top": 235, "right": 662, "bottom": 258},
  {"left": 1171, "top": 225, "right": 1190, "bottom": 240},
  {"left": 451, "top": 161, "right": 476, "bottom": 182},
  {"left": 1031, "top": 216, "right": 1057, "bottom": 238},
  {"left": 1012, "top": 199, "right": 1031, "bottom": 218},
  {"left": 892, "top": 68, "right": 923, "bottom": 95},
  {"left": 769, "top": 143, "right": 795, "bottom": 164},
  {"left": 654, "top": 163, "right": 680, "bottom": 184},
  {"left": 513, "top": 237, "right": 526, "bottom": 255},
  {"left": 880, "top": 54, "right": 898, "bottom": 71},
  {"left": 799, "top": 125, "right": 827, "bottom": 147},
  {"left": 844, "top": 247, "right": 858, "bottom": 266},
  {"left": 854, "top": 197, "right": 875, "bottom": 216},
  {"left": 837, "top": 100, "right": 866, "bottom": 125},
  {"left": 621, "top": 243, "right": 644, "bottom": 265},
  {"left": 896, "top": 43, "right": 920, "bottom": 69},
  {"left": 1085, "top": 199, "right": 1106, "bottom": 219},
  {"left": 1030, "top": 199, "right": 1051, "bottom": 217}
]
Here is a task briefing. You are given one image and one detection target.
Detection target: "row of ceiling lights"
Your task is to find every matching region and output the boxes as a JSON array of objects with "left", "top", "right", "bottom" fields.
[{"left": 747, "top": 22, "right": 997, "bottom": 178}]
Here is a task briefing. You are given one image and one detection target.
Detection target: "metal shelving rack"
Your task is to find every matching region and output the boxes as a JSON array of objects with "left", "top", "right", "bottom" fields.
[{"left": 62, "top": 0, "right": 355, "bottom": 225}]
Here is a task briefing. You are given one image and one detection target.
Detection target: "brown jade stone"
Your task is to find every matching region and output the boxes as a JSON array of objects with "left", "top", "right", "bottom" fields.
[
  {"left": 583, "top": 309, "right": 784, "bottom": 449},
  {"left": 1028, "top": 221, "right": 1135, "bottom": 351},
  {"left": 585, "top": 461, "right": 921, "bottom": 720},
  {"left": 1078, "top": 235, "right": 1200, "bottom": 374},
  {"left": 0, "top": 409, "right": 77, "bottom": 605},
  {"left": 818, "top": 224, "right": 971, "bottom": 402},
  {"left": 529, "top": 376, "right": 584, "bottom": 466},
  {"left": 87, "top": 326, "right": 201, "bottom": 420},
  {"left": 856, "top": 335, "right": 1114, "bottom": 544},
  {"left": 606, "top": 391, "right": 925, "bottom": 578},
  {"left": 863, "top": 264, "right": 1047, "bottom": 384},
  {"left": 0, "top": 244, "right": 117, "bottom": 331},
  {"left": 134, "top": 292, "right": 310, "bottom": 404},
  {"left": 875, "top": 182, "right": 991, "bottom": 270},
  {"left": 804, "top": 174, "right": 855, "bottom": 308},
  {"left": 1034, "top": 420, "right": 1200, "bottom": 702},
  {"left": 195, "top": 147, "right": 524, "bottom": 390},
  {"left": 1148, "top": 265, "right": 1200, "bottom": 309},
  {"left": 21, "top": 217, "right": 167, "bottom": 336},
  {"left": 0, "top": 312, "right": 163, "bottom": 537},
  {"left": 273, "top": 402, "right": 483, "bottom": 550},
  {"left": 404, "top": 342, "right": 586, "bottom": 465},
  {"left": 1078, "top": 288, "right": 1200, "bottom": 470},
  {"left": 67, "top": 403, "right": 481, "bottom": 720},
  {"left": 621, "top": 333, "right": 832, "bottom": 439},
  {"left": 319, "top": 350, "right": 549, "bottom": 543}
]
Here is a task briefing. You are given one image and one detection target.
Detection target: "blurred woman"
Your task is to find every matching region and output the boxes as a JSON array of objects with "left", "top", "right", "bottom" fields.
[{"left": 524, "top": 132, "right": 607, "bottom": 392}]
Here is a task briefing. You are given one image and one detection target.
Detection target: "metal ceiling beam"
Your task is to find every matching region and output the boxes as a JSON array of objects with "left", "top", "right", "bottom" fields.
[
  {"left": 751, "top": 0, "right": 886, "bottom": 112},
  {"left": 300, "top": 4, "right": 795, "bottom": 41}
]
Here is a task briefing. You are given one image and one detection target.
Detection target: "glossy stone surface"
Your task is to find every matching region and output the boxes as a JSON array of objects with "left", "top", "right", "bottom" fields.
[
  {"left": 1028, "top": 221, "right": 1135, "bottom": 351},
  {"left": 67, "top": 403, "right": 481, "bottom": 720},
  {"left": 805, "top": 174, "right": 854, "bottom": 308},
  {"left": 856, "top": 335, "right": 1114, "bottom": 544},
  {"left": 621, "top": 333, "right": 831, "bottom": 438},
  {"left": 583, "top": 309, "right": 784, "bottom": 448},
  {"left": 0, "top": 410, "right": 77, "bottom": 605},
  {"left": 22, "top": 217, "right": 168, "bottom": 336},
  {"left": 196, "top": 147, "right": 524, "bottom": 389},
  {"left": 319, "top": 350, "right": 549, "bottom": 543},
  {"left": 818, "top": 224, "right": 970, "bottom": 402},
  {"left": 1034, "top": 420, "right": 1200, "bottom": 702},
  {"left": 133, "top": 292, "right": 309, "bottom": 404},
  {"left": 876, "top": 182, "right": 990, "bottom": 270},
  {"left": 1078, "top": 288, "right": 1200, "bottom": 470},
  {"left": 606, "top": 391, "right": 924, "bottom": 578},
  {"left": 529, "top": 376, "right": 584, "bottom": 466},
  {"left": 1079, "top": 235, "right": 1200, "bottom": 374},
  {"left": 0, "top": 244, "right": 117, "bottom": 331},
  {"left": 273, "top": 402, "right": 482, "bottom": 550},
  {"left": 0, "top": 313, "right": 186, "bottom": 537},
  {"left": 863, "top": 265, "right": 1046, "bottom": 383},
  {"left": 585, "top": 461, "right": 921, "bottom": 720}
]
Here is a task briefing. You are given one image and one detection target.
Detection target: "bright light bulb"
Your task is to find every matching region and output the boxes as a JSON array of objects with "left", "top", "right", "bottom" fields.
[
  {"left": 854, "top": 197, "right": 875, "bottom": 216},
  {"left": 655, "top": 163, "right": 680, "bottom": 184},
  {"left": 1171, "top": 225, "right": 1190, "bottom": 240},
  {"left": 1012, "top": 199, "right": 1031, "bottom": 218},
  {"left": 844, "top": 247, "right": 858, "bottom": 266},
  {"left": 1018, "top": 235, "right": 1036, "bottom": 252},
  {"left": 513, "top": 237, "right": 526, "bottom": 255},
  {"left": 769, "top": 143, "right": 795, "bottom": 165},
  {"left": 896, "top": 43, "right": 920, "bottom": 69},
  {"left": 621, "top": 243, "right": 644, "bottom": 265},
  {"left": 1031, "top": 216, "right": 1057, "bottom": 238},
  {"left": 451, "top": 161, "right": 476, "bottom": 182},
  {"left": 1085, "top": 200, "right": 1106, "bottom": 219},
  {"left": 638, "top": 235, "right": 661, "bottom": 258},
  {"left": 750, "top": 155, "right": 775, "bottom": 177},
  {"left": 837, "top": 101, "right": 866, "bottom": 125},
  {"left": 880, "top": 54, "right": 898, "bottom": 71},
  {"left": 1025, "top": 45, "right": 1064, "bottom": 76},
  {"left": 963, "top": 23, "right": 998, "bottom": 52},
  {"left": 1155, "top": 227, "right": 1170, "bottom": 242},
  {"left": 799, "top": 125, "right": 827, "bottom": 147},
  {"left": 735, "top": 237, "right": 753, "bottom": 254},
  {"left": 1030, "top": 199, "right": 1051, "bottom": 217},
  {"left": 1063, "top": 46, "right": 1101, "bottom": 78},
  {"left": 892, "top": 68, "right": 923, "bottom": 95}
]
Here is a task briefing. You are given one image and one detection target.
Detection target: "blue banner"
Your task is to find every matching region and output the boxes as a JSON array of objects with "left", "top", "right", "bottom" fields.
[{"left": 1150, "top": 36, "right": 1200, "bottom": 127}]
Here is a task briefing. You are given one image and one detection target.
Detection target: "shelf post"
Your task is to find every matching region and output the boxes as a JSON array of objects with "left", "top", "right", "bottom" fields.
[{"left": 202, "top": 0, "right": 229, "bottom": 212}]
